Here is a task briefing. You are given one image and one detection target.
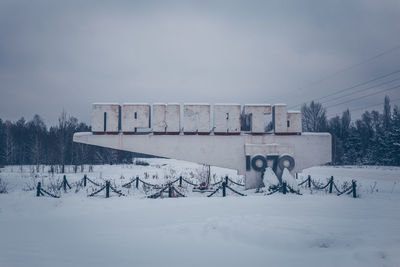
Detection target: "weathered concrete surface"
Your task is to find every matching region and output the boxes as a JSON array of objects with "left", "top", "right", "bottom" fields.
[
  {"left": 183, "top": 104, "right": 211, "bottom": 134},
  {"left": 73, "top": 132, "right": 331, "bottom": 189},
  {"left": 287, "top": 111, "right": 302, "bottom": 133},
  {"left": 214, "top": 104, "right": 241, "bottom": 134},
  {"left": 122, "top": 104, "right": 151, "bottom": 133},
  {"left": 92, "top": 103, "right": 119, "bottom": 133},
  {"left": 243, "top": 104, "right": 271, "bottom": 133}
]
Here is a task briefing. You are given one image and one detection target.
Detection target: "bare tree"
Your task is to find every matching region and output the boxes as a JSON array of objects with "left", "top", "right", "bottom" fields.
[
  {"left": 383, "top": 95, "right": 391, "bottom": 130},
  {"left": 5, "top": 122, "right": 15, "bottom": 164},
  {"left": 341, "top": 109, "right": 351, "bottom": 138},
  {"left": 301, "top": 101, "right": 327, "bottom": 132},
  {"left": 28, "top": 115, "right": 46, "bottom": 170},
  {"left": 58, "top": 110, "right": 68, "bottom": 173}
]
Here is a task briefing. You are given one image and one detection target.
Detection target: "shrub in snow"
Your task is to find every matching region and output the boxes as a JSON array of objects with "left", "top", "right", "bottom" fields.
[
  {"left": 340, "top": 180, "right": 350, "bottom": 192},
  {"left": 74, "top": 181, "right": 83, "bottom": 193},
  {"left": 263, "top": 167, "right": 280, "bottom": 189},
  {"left": 46, "top": 177, "right": 62, "bottom": 195},
  {"left": 195, "top": 165, "right": 210, "bottom": 184},
  {"left": 0, "top": 178, "right": 8, "bottom": 194},
  {"left": 311, "top": 179, "right": 325, "bottom": 189},
  {"left": 141, "top": 183, "right": 153, "bottom": 193},
  {"left": 368, "top": 181, "right": 378, "bottom": 194},
  {"left": 23, "top": 178, "right": 37, "bottom": 191},
  {"left": 282, "top": 168, "right": 299, "bottom": 191},
  {"left": 211, "top": 173, "right": 219, "bottom": 184},
  {"left": 135, "top": 160, "right": 149, "bottom": 166}
]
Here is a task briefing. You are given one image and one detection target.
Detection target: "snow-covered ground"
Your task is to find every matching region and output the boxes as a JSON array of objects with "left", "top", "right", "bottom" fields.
[{"left": 0, "top": 161, "right": 399, "bottom": 267}]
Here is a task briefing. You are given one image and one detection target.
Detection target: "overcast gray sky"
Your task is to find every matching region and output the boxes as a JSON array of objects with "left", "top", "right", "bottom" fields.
[{"left": 1, "top": 0, "right": 400, "bottom": 125}]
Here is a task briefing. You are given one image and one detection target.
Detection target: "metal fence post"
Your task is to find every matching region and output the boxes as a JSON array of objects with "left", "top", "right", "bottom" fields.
[
  {"left": 179, "top": 176, "right": 182, "bottom": 187},
  {"left": 106, "top": 181, "right": 110, "bottom": 198},
  {"left": 329, "top": 176, "right": 333, "bottom": 193},
  {"left": 282, "top": 182, "right": 287, "bottom": 194},
  {"left": 308, "top": 175, "right": 311, "bottom": 188},
  {"left": 63, "top": 175, "right": 67, "bottom": 192},
  {"left": 352, "top": 180, "right": 357, "bottom": 198},
  {"left": 168, "top": 184, "right": 172, "bottom": 198},
  {"left": 222, "top": 181, "right": 226, "bottom": 197},
  {"left": 36, "top": 182, "right": 41, "bottom": 197},
  {"left": 225, "top": 176, "right": 228, "bottom": 186},
  {"left": 83, "top": 175, "right": 87, "bottom": 187},
  {"left": 136, "top": 176, "right": 139, "bottom": 189}
]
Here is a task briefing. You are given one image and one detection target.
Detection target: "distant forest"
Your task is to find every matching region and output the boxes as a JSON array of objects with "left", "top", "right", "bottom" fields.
[
  {"left": 0, "top": 96, "right": 399, "bottom": 169},
  {"left": 0, "top": 110, "right": 136, "bottom": 170},
  {"left": 301, "top": 96, "right": 399, "bottom": 166}
]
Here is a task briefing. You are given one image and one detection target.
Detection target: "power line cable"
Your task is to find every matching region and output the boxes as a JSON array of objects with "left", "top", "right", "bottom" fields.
[
  {"left": 350, "top": 97, "right": 400, "bottom": 113},
  {"left": 325, "top": 84, "right": 400, "bottom": 109},
  {"left": 321, "top": 77, "right": 400, "bottom": 105},
  {"left": 289, "top": 44, "right": 400, "bottom": 108},
  {"left": 290, "top": 69, "right": 400, "bottom": 109},
  {"left": 327, "top": 96, "right": 400, "bottom": 118}
]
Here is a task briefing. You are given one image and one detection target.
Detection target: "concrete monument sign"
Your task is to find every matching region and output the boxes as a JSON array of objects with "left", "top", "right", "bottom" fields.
[{"left": 74, "top": 103, "right": 331, "bottom": 189}]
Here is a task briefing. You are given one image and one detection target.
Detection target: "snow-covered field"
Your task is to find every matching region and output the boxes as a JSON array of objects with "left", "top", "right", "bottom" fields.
[{"left": 0, "top": 160, "right": 399, "bottom": 267}]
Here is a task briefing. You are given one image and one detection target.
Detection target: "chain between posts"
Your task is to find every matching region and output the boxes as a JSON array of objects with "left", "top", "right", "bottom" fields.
[
  {"left": 59, "top": 175, "right": 72, "bottom": 191},
  {"left": 36, "top": 182, "right": 60, "bottom": 198},
  {"left": 206, "top": 182, "right": 246, "bottom": 197},
  {"left": 337, "top": 186, "right": 353, "bottom": 196},
  {"left": 210, "top": 177, "right": 244, "bottom": 187},
  {"left": 34, "top": 174, "right": 357, "bottom": 199},
  {"left": 109, "top": 185, "right": 125, "bottom": 196},
  {"left": 297, "top": 175, "right": 357, "bottom": 198},
  {"left": 84, "top": 176, "right": 102, "bottom": 187},
  {"left": 286, "top": 183, "right": 302, "bottom": 195},
  {"left": 172, "top": 186, "right": 186, "bottom": 197},
  {"left": 266, "top": 185, "right": 282, "bottom": 195},
  {"left": 88, "top": 185, "right": 106, "bottom": 197},
  {"left": 225, "top": 185, "right": 246, "bottom": 196},
  {"left": 337, "top": 180, "right": 357, "bottom": 197},
  {"left": 147, "top": 185, "right": 170, "bottom": 199},
  {"left": 207, "top": 185, "right": 222, "bottom": 197},
  {"left": 298, "top": 179, "right": 309, "bottom": 186},
  {"left": 40, "top": 188, "right": 60, "bottom": 198},
  {"left": 211, "top": 180, "right": 222, "bottom": 186},
  {"left": 122, "top": 178, "right": 136, "bottom": 188},
  {"left": 168, "top": 176, "right": 199, "bottom": 187},
  {"left": 179, "top": 177, "right": 198, "bottom": 187},
  {"left": 169, "top": 177, "right": 181, "bottom": 185},
  {"left": 332, "top": 181, "right": 351, "bottom": 195},
  {"left": 171, "top": 175, "right": 243, "bottom": 189},
  {"left": 227, "top": 178, "right": 245, "bottom": 187},
  {"left": 310, "top": 179, "right": 331, "bottom": 190},
  {"left": 137, "top": 178, "right": 160, "bottom": 188},
  {"left": 88, "top": 181, "right": 125, "bottom": 198}
]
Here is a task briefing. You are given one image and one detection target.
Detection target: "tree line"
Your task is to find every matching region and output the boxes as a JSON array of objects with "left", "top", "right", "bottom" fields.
[
  {"left": 0, "top": 110, "right": 134, "bottom": 170},
  {"left": 302, "top": 95, "right": 400, "bottom": 166},
  {"left": 0, "top": 96, "right": 399, "bottom": 168}
]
